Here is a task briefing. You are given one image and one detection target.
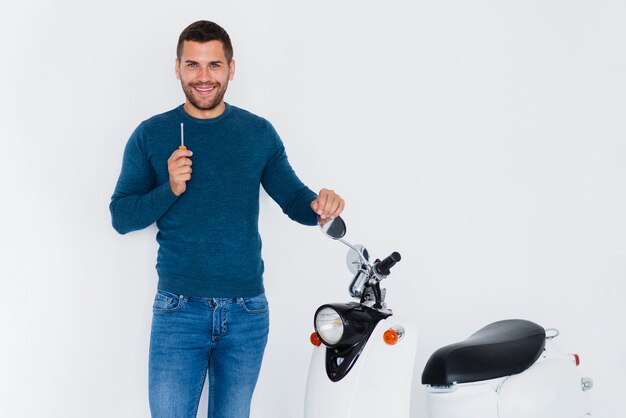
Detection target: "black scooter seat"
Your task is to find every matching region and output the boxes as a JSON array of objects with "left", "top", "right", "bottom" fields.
[{"left": 422, "top": 319, "right": 546, "bottom": 386}]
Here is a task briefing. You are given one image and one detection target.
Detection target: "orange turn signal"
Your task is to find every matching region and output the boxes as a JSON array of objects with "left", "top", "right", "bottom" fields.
[
  {"left": 310, "top": 332, "right": 322, "bottom": 347},
  {"left": 383, "top": 328, "right": 399, "bottom": 345}
]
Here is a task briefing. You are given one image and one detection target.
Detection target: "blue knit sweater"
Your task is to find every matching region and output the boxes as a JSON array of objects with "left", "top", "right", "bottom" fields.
[{"left": 110, "top": 104, "right": 318, "bottom": 297}]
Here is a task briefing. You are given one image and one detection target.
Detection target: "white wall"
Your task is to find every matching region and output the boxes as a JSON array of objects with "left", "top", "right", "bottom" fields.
[{"left": 1, "top": 1, "right": 624, "bottom": 417}]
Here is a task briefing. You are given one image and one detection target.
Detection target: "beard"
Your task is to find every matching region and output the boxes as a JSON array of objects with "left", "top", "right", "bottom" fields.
[{"left": 181, "top": 80, "right": 229, "bottom": 112}]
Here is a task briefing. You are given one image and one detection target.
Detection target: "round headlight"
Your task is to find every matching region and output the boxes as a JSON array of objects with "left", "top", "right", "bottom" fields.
[{"left": 315, "top": 307, "right": 344, "bottom": 345}]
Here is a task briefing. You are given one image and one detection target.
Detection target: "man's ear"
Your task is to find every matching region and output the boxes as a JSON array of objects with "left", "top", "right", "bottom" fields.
[
  {"left": 175, "top": 58, "right": 181, "bottom": 80},
  {"left": 228, "top": 59, "right": 236, "bottom": 81}
]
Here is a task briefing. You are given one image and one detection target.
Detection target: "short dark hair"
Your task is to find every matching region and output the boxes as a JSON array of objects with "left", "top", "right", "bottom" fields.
[{"left": 177, "top": 20, "right": 233, "bottom": 62}]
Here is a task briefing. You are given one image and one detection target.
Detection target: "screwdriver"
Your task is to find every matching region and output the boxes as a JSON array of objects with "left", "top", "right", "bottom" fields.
[{"left": 179, "top": 123, "right": 187, "bottom": 150}]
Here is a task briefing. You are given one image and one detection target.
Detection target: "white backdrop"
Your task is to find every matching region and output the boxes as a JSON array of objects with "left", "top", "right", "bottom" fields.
[{"left": 1, "top": 1, "right": 624, "bottom": 417}]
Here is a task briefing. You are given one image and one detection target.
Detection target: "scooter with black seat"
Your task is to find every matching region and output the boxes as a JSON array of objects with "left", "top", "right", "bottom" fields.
[{"left": 304, "top": 216, "right": 597, "bottom": 418}]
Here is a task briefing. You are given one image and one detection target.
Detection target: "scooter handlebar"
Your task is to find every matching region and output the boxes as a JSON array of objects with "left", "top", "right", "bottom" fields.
[{"left": 375, "top": 251, "right": 401, "bottom": 276}]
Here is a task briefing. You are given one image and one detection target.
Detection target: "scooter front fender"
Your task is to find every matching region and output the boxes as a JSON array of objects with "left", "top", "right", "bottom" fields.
[{"left": 304, "top": 317, "right": 417, "bottom": 418}]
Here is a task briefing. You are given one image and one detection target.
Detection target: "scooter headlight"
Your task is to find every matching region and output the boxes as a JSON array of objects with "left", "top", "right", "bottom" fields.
[
  {"left": 312, "top": 303, "right": 392, "bottom": 382},
  {"left": 315, "top": 307, "right": 344, "bottom": 346}
]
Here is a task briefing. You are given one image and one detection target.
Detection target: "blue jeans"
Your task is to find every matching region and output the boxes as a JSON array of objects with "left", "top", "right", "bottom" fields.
[{"left": 148, "top": 290, "right": 270, "bottom": 418}]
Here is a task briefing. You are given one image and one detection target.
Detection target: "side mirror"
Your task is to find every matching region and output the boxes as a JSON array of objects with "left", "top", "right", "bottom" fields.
[
  {"left": 320, "top": 216, "right": 370, "bottom": 269},
  {"left": 320, "top": 216, "right": 346, "bottom": 240}
]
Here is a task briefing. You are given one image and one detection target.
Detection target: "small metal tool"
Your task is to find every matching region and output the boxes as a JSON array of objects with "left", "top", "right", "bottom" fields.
[{"left": 179, "top": 123, "right": 186, "bottom": 150}]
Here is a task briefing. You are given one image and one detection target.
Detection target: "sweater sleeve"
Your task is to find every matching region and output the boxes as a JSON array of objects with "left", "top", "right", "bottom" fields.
[
  {"left": 109, "top": 128, "right": 179, "bottom": 234},
  {"left": 261, "top": 124, "right": 318, "bottom": 226}
]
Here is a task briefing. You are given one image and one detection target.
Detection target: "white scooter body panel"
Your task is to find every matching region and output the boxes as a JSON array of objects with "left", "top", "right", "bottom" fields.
[
  {"left": 425, "top": 339, "right": 592, "bottom": 418},
  {"left": 304, "top": 317, "right": 417, "bottom": 418},
  {"left": 499, "top": 340, "right": 592, "bottom": 418},
  {"left": 425, "top": 380, "right": 501, "bottom": 418}
]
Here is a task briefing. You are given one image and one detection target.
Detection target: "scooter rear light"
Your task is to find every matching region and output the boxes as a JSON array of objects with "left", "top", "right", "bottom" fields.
[
  {"left": 571, "top": 353, "right": 580, "bottom": 366},
  {"left": 310, "top": 332, "right": 322, "bottom": 347}
]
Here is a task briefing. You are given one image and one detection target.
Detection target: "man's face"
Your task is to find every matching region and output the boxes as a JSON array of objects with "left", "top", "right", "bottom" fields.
[{"left": 176, "top": 40, "right": 235, "bottom": 118}]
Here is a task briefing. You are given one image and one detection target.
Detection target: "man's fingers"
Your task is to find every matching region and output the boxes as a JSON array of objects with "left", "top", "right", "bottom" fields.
[
  {"left": 315, "top": 189, "right": 347, "bottom": 220},
  {"left": 331, "top": 199, "right": 345, "bottom": 218},
  {"left": 326, "top": 198, "right": 341, "bottom": 218},
  {"left": 168, "top": 149, "right": 193, "bottom": 163},
  {"left": 321, "top": 191, "right": 338, "bottom": 217},
  {"left": 176, "top": 166, "right": 192, "bottom": 175},
  {"left": 173, "top": 164, "right": 192, "bottom": 176},
  {"left": 175, "top": 158, "right": 192, "bottom": 169},
  {"left": 168, "top": 149, "right": 194, "bottom": 196},
  {"left": 313, "top": 189, "right": 345, "bottom": 221},
  {"left": 319, "top": 196, "right": 337, "bottom": 218},
  {"left": 173, "top": 171, "right": 192, "bottom": 180},
  {"left": 315, "top": 189, "right": 329, "bottom": 215}
]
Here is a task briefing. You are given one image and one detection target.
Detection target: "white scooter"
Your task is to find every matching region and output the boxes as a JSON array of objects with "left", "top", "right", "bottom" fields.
[{"left": 304, "top": 216, "right": 596, "bottom": 418}]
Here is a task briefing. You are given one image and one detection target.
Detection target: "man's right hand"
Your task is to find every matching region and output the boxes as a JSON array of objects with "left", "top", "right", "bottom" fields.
[{"left": 168, "top": 149, "right": 193, "bottom": 196}]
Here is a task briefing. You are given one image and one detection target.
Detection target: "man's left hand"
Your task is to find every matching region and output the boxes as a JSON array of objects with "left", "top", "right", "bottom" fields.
[{"left": 311, "top": 188, "right": 345, "bottom": 225}]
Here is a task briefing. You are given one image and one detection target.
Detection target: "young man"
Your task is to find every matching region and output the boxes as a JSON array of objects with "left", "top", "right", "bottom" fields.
[{"left": 110, "top": 20, "right": 344, "bottom": 418}]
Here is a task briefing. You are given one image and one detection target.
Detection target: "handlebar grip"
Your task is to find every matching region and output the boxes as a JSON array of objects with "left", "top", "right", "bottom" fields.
[{"left": 375, "top": 251, "right": 401, "bottom": 276}]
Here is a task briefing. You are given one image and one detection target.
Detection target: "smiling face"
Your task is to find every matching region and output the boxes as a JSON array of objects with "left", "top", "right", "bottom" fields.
[{"left": 175, "top": 40, "right": 236, "bottom": 119}]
